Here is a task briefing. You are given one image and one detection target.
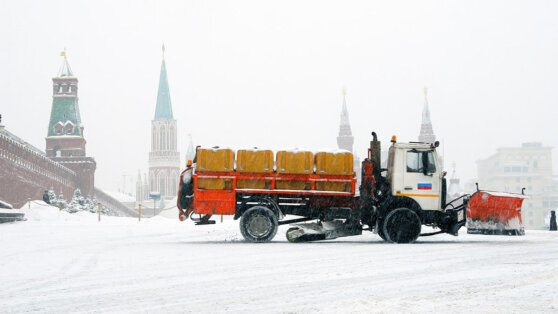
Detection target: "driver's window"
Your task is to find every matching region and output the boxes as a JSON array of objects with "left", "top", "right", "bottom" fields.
[
  {"left": 406, "top": 151, "right": 421, "bottom": 173},
  {"left": 406, "top": 150, "right": 436, "bottom": 173}
]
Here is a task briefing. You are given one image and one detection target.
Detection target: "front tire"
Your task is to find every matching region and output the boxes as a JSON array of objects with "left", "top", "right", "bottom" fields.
[
  {"left": 376, "top": 219, "right": 388, "bottom": 241},
  {"left": 383, "top": 208, "right": 421, "bottom": 243},
  {"left": 240, "top": 206, "right": 278, "bottom": 243}
]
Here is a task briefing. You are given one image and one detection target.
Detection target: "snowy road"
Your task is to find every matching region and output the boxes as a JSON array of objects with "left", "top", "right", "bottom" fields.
[{"left": 1, "top": 204, "right": 558, "bottom": 313}]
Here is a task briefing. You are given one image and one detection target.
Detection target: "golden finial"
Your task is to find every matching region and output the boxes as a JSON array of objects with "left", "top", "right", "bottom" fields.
[
  {"left": 424, "top": 86, "right": 428, "bottom": 98},
  {"left": 342, "top": 87, "right": 347, "bottom": 97},
  {"left": 60, "top": 47, "right": 67, "bottom": 60}
]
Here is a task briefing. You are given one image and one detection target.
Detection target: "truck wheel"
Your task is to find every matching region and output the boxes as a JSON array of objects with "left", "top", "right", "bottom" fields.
[
  {"left": 240, "top": 206, "right": 278, "bottom": 243},
  {"left": 383, "top": 208, "right": 421, "bottom": 243}
]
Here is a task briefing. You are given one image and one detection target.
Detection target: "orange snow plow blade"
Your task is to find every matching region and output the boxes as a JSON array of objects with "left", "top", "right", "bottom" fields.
[{"left": 466, "top": 191, "right": 528, "bottom": 235}]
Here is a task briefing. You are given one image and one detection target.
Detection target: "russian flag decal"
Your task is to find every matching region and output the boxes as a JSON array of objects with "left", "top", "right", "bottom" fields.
[{"left": 417, "top": 183, "right": 432, "bottom": 190}]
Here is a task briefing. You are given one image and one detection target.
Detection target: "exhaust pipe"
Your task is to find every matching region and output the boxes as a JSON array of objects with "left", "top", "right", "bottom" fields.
[{"left": 370, "top": 132, "right": 381, "bottom": 174}]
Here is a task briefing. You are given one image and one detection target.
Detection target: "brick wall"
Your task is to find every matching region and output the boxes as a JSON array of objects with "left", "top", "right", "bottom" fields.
[{"left": 0, "top": 131, "right": 76, "bottom": 208}]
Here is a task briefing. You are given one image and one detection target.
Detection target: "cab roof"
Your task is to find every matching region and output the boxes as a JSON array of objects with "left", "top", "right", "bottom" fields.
[{"left": 393, "top": 142, "right": 434, "bottom": 150}]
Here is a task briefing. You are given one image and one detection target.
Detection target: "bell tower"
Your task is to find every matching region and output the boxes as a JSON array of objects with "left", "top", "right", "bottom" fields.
[
  {"left": 148, "top": 45, "right": 180, "bottom": 199},
  {"left": 45, "top": 50, "right": 96, "bottom": 197}
]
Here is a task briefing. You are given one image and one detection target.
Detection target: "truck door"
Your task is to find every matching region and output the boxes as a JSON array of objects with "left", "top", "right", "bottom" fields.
[{"left": 401, "top": 149, "right": 440, "bottom": 211}]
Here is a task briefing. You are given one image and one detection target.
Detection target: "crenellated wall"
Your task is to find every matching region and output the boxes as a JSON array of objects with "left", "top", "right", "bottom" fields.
[{"left": 0, "top": 130, "right": 76, "bottom": 207}]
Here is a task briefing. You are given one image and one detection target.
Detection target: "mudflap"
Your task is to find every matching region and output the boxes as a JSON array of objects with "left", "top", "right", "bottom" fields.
[
  {"left": 286, "top": 220, "right": 362, "bottom": 243},
  {"left": 466, "top": 191, "right": 528, "bottom": 236}
]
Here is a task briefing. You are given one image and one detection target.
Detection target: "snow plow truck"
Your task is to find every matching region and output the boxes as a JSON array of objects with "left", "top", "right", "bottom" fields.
[{"left": 177, "top": 132, "right": 527, "bottom": 243}]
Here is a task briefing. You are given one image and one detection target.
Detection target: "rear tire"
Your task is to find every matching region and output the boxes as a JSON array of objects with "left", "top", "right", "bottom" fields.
[
  {"left": 383, "top": 208, "right": 421, "bottom": 243},
  {"left": 240, "top": 206, "right": 278, "bottom": 243}
]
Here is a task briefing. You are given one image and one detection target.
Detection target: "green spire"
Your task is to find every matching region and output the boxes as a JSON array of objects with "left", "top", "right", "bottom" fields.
[{"left": 154, "top": 45, "right": 173, "bottom": 120}]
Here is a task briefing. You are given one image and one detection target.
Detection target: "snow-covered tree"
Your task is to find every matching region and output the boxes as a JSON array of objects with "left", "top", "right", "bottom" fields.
[
  {"left": 63, "top": 189, "right": 115, "bottom": 216},
  {"left": 47, "top": 189, "right": 57, "bottom": 204},
  {"left": 67, "top": 189, "right": 86, "bottom": 213}
]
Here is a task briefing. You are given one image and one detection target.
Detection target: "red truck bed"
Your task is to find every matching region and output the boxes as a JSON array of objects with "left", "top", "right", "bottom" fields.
[{"left": 192, "top": 171, "right": 356, "bottom": 215}]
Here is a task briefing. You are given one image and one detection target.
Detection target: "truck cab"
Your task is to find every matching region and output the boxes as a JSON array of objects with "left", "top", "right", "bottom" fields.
[{"left": 387, "top": 142, "right": 444, "bottom": 211}]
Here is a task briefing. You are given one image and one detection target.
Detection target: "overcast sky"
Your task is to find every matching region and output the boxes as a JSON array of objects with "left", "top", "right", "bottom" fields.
[{"left": 1, "top": 0, "right": 557, "bottom": 192}]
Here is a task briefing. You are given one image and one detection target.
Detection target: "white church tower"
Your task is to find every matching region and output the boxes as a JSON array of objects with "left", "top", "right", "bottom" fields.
[{"left": 148, "top": 45, "right": 180, "bottom": 199}]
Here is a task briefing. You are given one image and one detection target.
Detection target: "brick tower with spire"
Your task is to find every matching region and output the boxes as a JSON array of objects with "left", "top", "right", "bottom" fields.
[
  {"left": 337, "top": 88, "right": 354, "bottom": 152},
  {"left": 148, "top": 45, "right": 180, "bottom": 199},
  {"left": 45, "top": 50, "right": 96, "bottom": 197},
  {"left": 336, "top": 88, "right": 360, "bottom": 186}
]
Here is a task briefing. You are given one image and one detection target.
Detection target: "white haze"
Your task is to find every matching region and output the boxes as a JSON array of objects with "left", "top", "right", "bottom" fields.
[{"left": 1, "top": 0, "right": 557, "bottom": 192}]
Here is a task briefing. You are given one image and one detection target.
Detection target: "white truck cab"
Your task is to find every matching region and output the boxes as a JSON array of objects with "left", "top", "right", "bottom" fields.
[{"left": 387, "top": 142, "right": 443, "bottom": 211}]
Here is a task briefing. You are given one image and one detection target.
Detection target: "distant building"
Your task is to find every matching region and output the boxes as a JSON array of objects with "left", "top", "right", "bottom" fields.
[
  {"left": 418, "top": 87, "right": 443, "bottom": 170},
  {"left": 135, "top": 170, "right": 149, "bottom": 204},
  {"left": 185, "top": 134, "right": 195, "bottom": 164},
  {"left": 447, "top": 162, "right": 461, "bottom": 199},
  {"left": 336, "top": 89, "right": 361, "bottom": 187},
  {"left": 418, "top": 87, "right": 436, "bottom": 144},
  {"left": 476, "top": 142, "right": 558, "bottom": 229},
  {"left": 148, "top": 45, "right": 180, "bottom": 200}
]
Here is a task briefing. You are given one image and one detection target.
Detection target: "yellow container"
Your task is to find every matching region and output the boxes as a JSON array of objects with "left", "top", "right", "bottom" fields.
[
  {"left": 196, "top": 148, "right": 234, "bottom": 190},
  {"left": 197, "top": 178, "right": 233, "bottom": 190},
  {"left": 237, "top": 149, "right": 273, "bottom": 189},
  {"left": 315, "top": 151, "right": 353, "bottom": 175},
  {"left": 196, "top": 148, "right": 234, "bottom": 172},
  {"left": 315, "top": 181, "right": 352, "bottom": 192},
  {"left": 314, "top": 151, "right": 354, "bottom": 192},
  {"left": 237, "top": 149, "right": 273, "bottom": 173},
  {"left": 276, "top": 150, "right": 313, "bottom": 190}
]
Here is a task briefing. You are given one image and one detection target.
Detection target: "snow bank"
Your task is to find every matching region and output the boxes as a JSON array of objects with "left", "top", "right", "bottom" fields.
[
  {"left": 159, "top": 207, "right": 179, "bottom": 219},
  {"left": 0, "top": 199, "right": 13, "bottom": 209}
]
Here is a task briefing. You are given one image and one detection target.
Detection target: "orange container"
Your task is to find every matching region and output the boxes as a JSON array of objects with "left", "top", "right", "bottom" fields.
[
  {"left": 276, "top": 150, "right": 313, "bottom": 190},
  {"left": 237, "top": 149, "right": 273, "bottom": 189},
  {"left": 196, "top": 148, "right": 234, "bottom": 190}
]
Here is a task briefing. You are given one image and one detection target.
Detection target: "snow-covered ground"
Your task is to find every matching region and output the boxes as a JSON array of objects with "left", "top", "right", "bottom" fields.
[{"left": 1, "top": 202, "right": 557, "bottom": 313}]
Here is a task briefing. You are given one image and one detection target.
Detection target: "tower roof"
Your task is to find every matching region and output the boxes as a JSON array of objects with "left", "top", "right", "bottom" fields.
[
  {"left": 337, "top": 88, "right": 354, "bottom": 152},
  {"left": 421, "top": 87, "right": 431, "bottom": 125},
  {"left": 47, "top": 98, "right": 82, "bottom": 136},
  {"left": 340, "top": 88, "right": 351, "bottom": 127},
  {"left": 419, "top": 87, "right": 436, "bottom": 144},
  {"left": 154, "top": 45, "right": 173, "bottom": 120},
  {"left": 57, "top": 50, "right": 74, "bottom": 77}
]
